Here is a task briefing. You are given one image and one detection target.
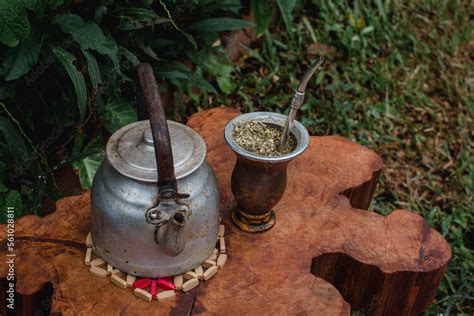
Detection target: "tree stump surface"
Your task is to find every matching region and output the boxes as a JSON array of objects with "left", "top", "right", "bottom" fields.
[{"left": 0, "top": 107, "right": 451, "bottom": 315}]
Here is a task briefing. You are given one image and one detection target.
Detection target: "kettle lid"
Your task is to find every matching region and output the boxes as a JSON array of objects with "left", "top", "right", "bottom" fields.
[{"left": 106, "top": 120, "right": 206, "bottom": 182}]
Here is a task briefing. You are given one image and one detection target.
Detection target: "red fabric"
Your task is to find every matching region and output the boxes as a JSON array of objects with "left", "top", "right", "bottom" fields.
[
  {"left": 151, "top": 280, "right": 157, "bottom": 297},
  {"left": 157, "top": 279, "right": 176, "bottom": 290},
  {"left": 132, "top": 278, "right": 151, "bottom": 289},
  {"left": 132, "top": 277, "right": 174, "bottom": 298}
]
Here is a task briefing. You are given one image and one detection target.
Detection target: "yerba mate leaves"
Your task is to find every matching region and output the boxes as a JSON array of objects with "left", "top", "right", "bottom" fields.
[{"left": 232, "top": 119, "right": 295, "bottom": 156}]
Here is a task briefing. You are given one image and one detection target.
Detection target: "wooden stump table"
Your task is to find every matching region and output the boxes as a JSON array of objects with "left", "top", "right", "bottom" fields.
[{"left": 0, "top": 108, "right": 451, "bottom": 315}]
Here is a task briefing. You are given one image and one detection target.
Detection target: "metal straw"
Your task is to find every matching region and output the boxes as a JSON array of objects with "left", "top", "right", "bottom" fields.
[{"left": 279, "top": 56, "right": 324, "bottom": 150}]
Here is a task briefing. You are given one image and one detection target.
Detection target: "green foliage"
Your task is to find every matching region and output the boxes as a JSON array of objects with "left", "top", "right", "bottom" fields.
[
  {"left": 82, "top": 50, "right": 101, "bottom": 88},
  {"left": 71, "top": 138, "right": 105, "bottom": 189},
  {"left": 0, "top": 161, "right": 7, "bottom": 193},
  {"left": 114, "top": 7, "right": 169, "bottom": 31},
  {"left": 24, "top": 0, "right": 46, "bottom": 18},
  {"left": 51, "top": 46, "right": 88, "bottom": 120},
  {"left": 5, "top": 190, "right": 22, "bottom": 218},
  {"left": 187, "top": 18, "right": 253, "bottom": 32},
  {"left": 201, "top": 1, "right": 472, "bottom": 314},
  {"left": 99, "top": 100, "right": 137, "bottom": 133},
  {"left": 0, "top": 0, "right": 252, "bottom": 221},
  {"left": 252, "top": 0, "right": 273, "bottom": 35},
  {"left": 205, "top": 55, "right": 236, "bottom": 93},
  {"left": 52, "top": 13, "right": 119, "bottom": 64},
  {"left": 3, "top": 29, "right": 42, "bottom": 80},
  {"left": 276, "top": 0, "right": 297, "bottom": 39},
  {"left": 0, "top": 114, "right": 28, "bottom": 160},
  {"left": 0, "top": 0, "right": 30, "bottom": 47}
]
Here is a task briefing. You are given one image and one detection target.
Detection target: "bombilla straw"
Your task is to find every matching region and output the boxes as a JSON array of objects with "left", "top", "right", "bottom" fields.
[{"left": 279, "top": 56, "right": 324, "bottom": 150}]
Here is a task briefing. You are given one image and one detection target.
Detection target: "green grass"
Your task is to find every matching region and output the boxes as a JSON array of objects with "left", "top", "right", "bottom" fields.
[{"left": 190, "top": 0, "right": 474, "bottom": 314}]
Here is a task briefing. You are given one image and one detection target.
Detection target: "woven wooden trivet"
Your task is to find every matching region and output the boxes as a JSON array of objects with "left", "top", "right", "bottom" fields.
[{"left": 84, "top": 224, "right": 227, "bottom": 302}]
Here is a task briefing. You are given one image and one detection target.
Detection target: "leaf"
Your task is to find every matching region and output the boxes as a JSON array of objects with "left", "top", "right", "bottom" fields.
[
  {"left": 82, "top": 50, "right": 101, "bottom": 88},
  {"left": 94, "top": 4, "right": 107, "bottom": 24},
  {"left": 181, "top": 31, "right": 198, "bottom": 50},
  {"left": 276, "top": 0, "right": 296, "bottom": 36},
  {"left": 99, "top": 99, "right": 137, "bottom": 133},
  {"left": 3, "top": 29, "right": 42, "bottom": 80},
  {"left": 252, "top": 0, "right": 273, "bottom": 35},
  {"left": 0, "top": 87, "right": 14, "bottom": 100},
  {"left": 214, "top": 0, "right": 241, "bottom": 14},
  {"left": 155, "top": 62, "right": 193, "bottom": 80},
  {"left": 0, "top": 115, "right": 28, "bottom": 160},
  {"left": 115, "top": 19, "right": 166, "bottom": 32},
  {"left": 205, "top": 56, "right": 235, "bottom": 93},
  {"left": 155, "top": 70, "right": 191, "bottom": 80},
  {"left": 60, "top": 149, "right": 102, "bottom": 169},
  {"left": 136, "top": 36, "right": 160, "bottom": 61},
  {"left": 0, "top": 161, "right": 7, "bottom": 193},
  {"left": 149, "top": 39, "right": 175, "bottom": 49},
  {"left": 190, "top": 72, "right": 217, "bottom": 93},
  {"left": 115, "top": 7, "right": 169, "bottom": 31},
  {"left": 5, "top": 189, "right": 23, "bottom": 219},
  {"left": 24, "top": 0, "right": 45, "bottom": 18},
  {"left": 119, "top": 46, "right": 140, "bottom": 67},
  {"left": 187, "top": 18, "right": 253, "bottom": 32},
  {"left": 49, "top": 0, "right": 64, "bottom": 9},
  {"left": 51, "top": 46, "right": 87, "bottom": 120},
  {"left": 71, "top": 128, "right": 86, "bottom": 156},
  {"left": 0, "top": 0, "right": 30, "bottom": 47},
  {"left": 72, "top": 138, "right": 105, "bottom": 189},
  {"left": 52, "top": 14, "right": 119, "bottom": 63},
  {"left": 119, "top": 7, "right": 165, "bottom": 20},
  {"left": 361, "top": 26, "right": 375, "bottom": 35}
]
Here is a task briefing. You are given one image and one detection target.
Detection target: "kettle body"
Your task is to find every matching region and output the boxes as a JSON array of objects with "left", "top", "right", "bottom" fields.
[
  {"left": 90, "top": 64, "right": 220, "bottom": 277},
  {"left": 91, "top": 133, "right": 220, "bottom": 277}
]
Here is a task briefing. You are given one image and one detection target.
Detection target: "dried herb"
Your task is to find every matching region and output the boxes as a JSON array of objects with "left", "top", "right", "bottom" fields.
[{"left": 232, "top": 120, "right": 295, "bottom": 156}]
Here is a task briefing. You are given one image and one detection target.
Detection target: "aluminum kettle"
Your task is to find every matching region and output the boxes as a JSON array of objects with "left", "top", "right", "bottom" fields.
[{"left": 90, "top": 64, "right": 220, "bottom": 277}]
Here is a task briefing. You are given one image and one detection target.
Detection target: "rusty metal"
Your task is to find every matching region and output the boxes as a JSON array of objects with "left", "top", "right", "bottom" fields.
[
  {"left": 137, "top": 63, "right": 177, "bottom": 194},
  {"left": 224, "top": 112, "right": 309, "bottom": 232}
]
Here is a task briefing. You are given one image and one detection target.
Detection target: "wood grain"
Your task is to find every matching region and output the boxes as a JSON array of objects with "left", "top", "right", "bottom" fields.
[{"left": 0, "top": 107, "right": 450, "bottom": 315}]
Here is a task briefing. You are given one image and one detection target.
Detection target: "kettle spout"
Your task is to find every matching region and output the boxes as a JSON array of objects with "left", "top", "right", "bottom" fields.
[{"left": 155, "top": 211, "right": 187, "bottom": 257}]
